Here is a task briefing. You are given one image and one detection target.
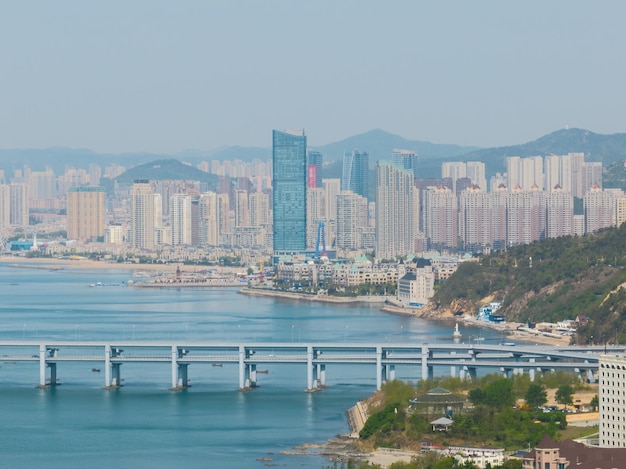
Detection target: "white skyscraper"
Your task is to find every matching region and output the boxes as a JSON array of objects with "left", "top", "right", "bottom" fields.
[
  {"left": 441, "top": 162, "right": 467, "bottom": 189},
  {"left": 582, "top": 162, "right": 603, "bottom": 195},
  {"left": 599, "top": 354, "right": 626, "bottom": 447},
  {"left": 459, "top": 185, "right": 490, "bottom": 251},
  {"left": 507, "top": 156, "right": 543, "bottom": 191},
  {"left": 584, "top": 186, "right": 616, "bottom": 233},
  {"left": 336, "top": 190, "right": 368, "bottom": 250},
  {"left": 199, "top": 191, "right": 219, "bottom": 246},
  {"left": 0, "top": 184, "right": 10, "bottom": 229},
  {"left": 466, "top": 161, "right": 487, "bottom": 191},
  {"left": 170, "top": 194, "right": 192, "bottom": 246},
  {"left": 130, "top": 181, "right": 156, "bottom": 250},
  {"left": 376, "top": 162, "right": 418, "bottom": 260},
  {"left": 306, "top": 187, "right": 326, "bottom": 249},
  {"left": 424, "top": 185, "right": 457, "bottom": 250},
  {"left": 9, "top": 183, "right": 28, "bottom": 226},
  {"left": 545, "top": 187, "right": 573, "bottom": 238},
  {"left": 506, "top": 186, "right": 545, "bottom": 246}
]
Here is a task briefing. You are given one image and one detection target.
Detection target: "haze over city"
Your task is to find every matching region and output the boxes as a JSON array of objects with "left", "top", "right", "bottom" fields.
[{"left": 2, "top": 1, "right": 625, "bottom": 153}]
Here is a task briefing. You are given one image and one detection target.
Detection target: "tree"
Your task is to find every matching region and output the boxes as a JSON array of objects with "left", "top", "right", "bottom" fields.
[
  {"left": 590, "top": 394, "right": 599, "bottom": 411},
  {"left": 525, "top": 384, "right": 548, "bottom": 408},
  {"left": 555, "top": 384, "right": 574, "bottom": 407}
]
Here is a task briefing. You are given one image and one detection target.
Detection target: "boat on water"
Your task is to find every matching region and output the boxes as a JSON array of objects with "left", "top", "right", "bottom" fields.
[
  {"left": 257, "top": 370, "right": 269, "bottom": 374},
  {"left": 92, "top": 368, "right": 101, "bottom": 373},
  {"left": 212, "top": 363, "right": 223, "bottom": 367}
]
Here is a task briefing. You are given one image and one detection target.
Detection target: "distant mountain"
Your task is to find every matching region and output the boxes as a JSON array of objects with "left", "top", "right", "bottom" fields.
[
  {"left": 176, "top": 146, "right": 270, "bottom": 163},
  {"left": 457, "top": 128, "right": 626, "bottom": 176},
  {"left": 0, "top": 147, "right": 171, "bottom": 174},
  {"left": 315, "top": 128, "right": 480, "bottom": 163},
  {"left": 113, "top": 159, "right": 219, "bottom": 190},
  {"left": 3, "top": 128, "right": 626, "bottom": 180}
]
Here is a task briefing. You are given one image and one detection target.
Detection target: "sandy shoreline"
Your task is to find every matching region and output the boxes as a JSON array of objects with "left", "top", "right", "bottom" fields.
[{"left": 0, "top": 256, "right": 245, "bottom": 275}]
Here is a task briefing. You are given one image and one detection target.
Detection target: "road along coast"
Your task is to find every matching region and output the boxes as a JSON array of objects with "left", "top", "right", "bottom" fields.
[{"left": 239, "top": 287, "right": 387, "bottom": 304}]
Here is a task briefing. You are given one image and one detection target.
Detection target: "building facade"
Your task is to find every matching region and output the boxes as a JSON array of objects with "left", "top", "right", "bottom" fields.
[
  {"left": 66, "top": 186, "right": 106, "bottom": 241},
  {"left": 272, "top": 130, "right": 307, "bottom": 256}
]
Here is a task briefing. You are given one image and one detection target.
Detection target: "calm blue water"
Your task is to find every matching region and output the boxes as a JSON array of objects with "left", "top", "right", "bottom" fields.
[{"left": 0, "top": 263, "right": 501, "bottom": 468}]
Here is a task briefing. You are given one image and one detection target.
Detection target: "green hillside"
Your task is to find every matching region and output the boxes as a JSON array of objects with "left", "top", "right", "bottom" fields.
[
  {"left": 431, "top": 225, "right": 626, "bottom": 343},
  {"left": 457, "top": 128, "right": 626, "bottom": 176},
  {"left": 113, "top": 159, "right": 219, "bottom": 189}
]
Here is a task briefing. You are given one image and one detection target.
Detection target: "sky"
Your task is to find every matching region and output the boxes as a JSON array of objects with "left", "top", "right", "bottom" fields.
[{"left": 1, "top": 1, "right": 625, "bottom": 153}]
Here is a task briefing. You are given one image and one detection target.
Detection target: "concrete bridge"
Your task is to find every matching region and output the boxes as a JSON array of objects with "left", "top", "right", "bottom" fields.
[{"left": 0, "top": 341, "right": 620, "bottom": 392}]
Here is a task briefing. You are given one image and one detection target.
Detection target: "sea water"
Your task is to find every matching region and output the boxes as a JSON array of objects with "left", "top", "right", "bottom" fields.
[{"left": 0, "top": 263, "right": 502, "bottom": 468}]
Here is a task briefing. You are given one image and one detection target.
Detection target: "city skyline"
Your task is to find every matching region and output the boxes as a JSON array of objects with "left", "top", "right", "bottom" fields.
[{"left": 1, "top": 2, "right": 626, "bottom": 153}]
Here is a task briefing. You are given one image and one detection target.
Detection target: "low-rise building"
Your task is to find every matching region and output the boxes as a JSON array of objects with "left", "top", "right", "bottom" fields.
[{"left": 523, "top": 434, "right": 626, "bottom": 469}]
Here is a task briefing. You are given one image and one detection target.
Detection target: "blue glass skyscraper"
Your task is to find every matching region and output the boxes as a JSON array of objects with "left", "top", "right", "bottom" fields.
[
  {"left": 272, "top": 129, "right": 307, "bottom": 254},
  {"left": 341, "top": 150, "right": 369, "bottom": 199}
]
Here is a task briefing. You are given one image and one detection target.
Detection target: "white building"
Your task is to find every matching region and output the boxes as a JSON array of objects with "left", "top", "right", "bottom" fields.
[
  {"left": 170, "top": 193, "right": 192, "bottom": 246},
  {"left": 130, "top": 181, "right": 156, "bottom": 250},
  {"left": 397, "top": 265, "right": 435, "bottom": 306},
  {"left": 376, "top": 162, "right": 418, "bottom": 260},
  {"left": 599, "top": 354, "right": 626, "bottom": 447}
]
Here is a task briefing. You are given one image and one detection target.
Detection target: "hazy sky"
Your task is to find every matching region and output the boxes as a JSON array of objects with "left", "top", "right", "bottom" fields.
[{"left": 1, "top": 1, "right": 625, "bottom": 153}]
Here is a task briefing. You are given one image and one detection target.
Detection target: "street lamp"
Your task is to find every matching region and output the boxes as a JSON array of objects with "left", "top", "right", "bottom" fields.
[{"left": 291, "top": 325, "right": 295, "bottom": 343}]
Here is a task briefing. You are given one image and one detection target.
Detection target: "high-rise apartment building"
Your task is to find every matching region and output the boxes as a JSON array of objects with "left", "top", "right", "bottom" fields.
[
  {"left": 466, "top": 162, "right": 487, "bottom": 191},
  {"left": 9, "top": 183, "right": 28, "bottom": 226},
  {"left": 441, "top": 162, "right": 466, "bottom": 190},
  {"left": 459, "top": 185, "right": 490, "bottom": 251},
  {"left": 424, "top": 185, "right": 457, "bottom": 250},
  {"left": 306, "top": 150, "right": 323, "bottom": 188},
  {"left": 249, "top": 191, "right": 270, "bottom": 228},
  {"left": 306, "top": 187, "right": 326, "bottom": 249},
  {"left": 599, "top": 354, "right": 626, "bottom": 447},
  {"left": 342, "top": 150, "right": 369, "bottom": 199},
  {"left": 584, "top": 186, "right": 616, "bottom": 233},
  {"left": 322, "top": 178, "right": 340, "bottom": 249},
  {"left": 336, "top": 190, "right": 368, "bottom": 250},
  {"left": 507, "top": 156, "right": 543, "bottom": 191},
  {"left": 392, "top": 149, "right": 419, "bottom": 178},
  {"left": 375, "top": 162, "right": 418, "bottom": 260},
  {"left": 582, "top": 162, "right": 603, "bottom": 195},
  {"left": 66, "top": 186, "right": 106, "bottom": 241},
  {"left": 235, "top": 190, "right": 250, "bottom": 228},
  {"left": 545, "top": 187, "right": 573, "bottom": 238},
  {"left": 0, "top": 185, "right": 10, "bottom": 228},
  {"left": 199, "top": 191, "right": 219, "bottom": 246},
  {"left": 170, "top": 194, "right": 192, "bottom": 246},
  {"left": 506, "top": 186, "right": 546, "bottom": 246},
  {"left": 272, "top": 130, "right": 307, "bottom": 256},
  {"left": 491, "top": 185, "right": 508, "bottom": 250},
  {"left": 130, "top": 180, "right": 156, "bottom": 250}
]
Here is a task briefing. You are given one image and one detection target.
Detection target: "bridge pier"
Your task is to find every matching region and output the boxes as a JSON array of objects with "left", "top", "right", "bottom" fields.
[
  {"left": 306, "top": 346, "right": 315, "bottom": 392},
  {"left": 105, "top": 346, "right": 124, "bottom": 389},
  {"left": 38, "top": 345, "right": 59, "bottom": 388},
  {"left": 110, "top": 363, "right": 123, "bottom": 387},
  {"left": 170, "top": 347, "right": 191, "bottom": 391},
  {"left": 421, "top": 346, "right": 433, "bottom": 381},
  {"left": 376, "top": 346, "right": 382, "bottom": 390},
  {"left": 239, "top": 347, "right": 257, "bottom": 390}
]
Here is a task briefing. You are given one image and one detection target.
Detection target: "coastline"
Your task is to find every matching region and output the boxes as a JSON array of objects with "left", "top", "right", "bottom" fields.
[
  {"left": 242, "top": 287, "right": 572, "bottom": 346},
  {"left": 239, "top": 287, "right": 387, "bottom": 304}
]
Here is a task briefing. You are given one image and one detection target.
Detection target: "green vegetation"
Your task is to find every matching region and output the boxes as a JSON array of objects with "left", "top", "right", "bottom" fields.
[
  {"left": 358, "top": 374, "right": 587, "bottom": 453},
  {"left": 555, "top": 385, "right": 574, "bottom": 407},
  {"left": 524, "top": 384, "right": 547, "bottom": 409},
  {"left": 432, "top": 223, "right": 626, "bottom": 342}
]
